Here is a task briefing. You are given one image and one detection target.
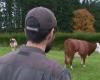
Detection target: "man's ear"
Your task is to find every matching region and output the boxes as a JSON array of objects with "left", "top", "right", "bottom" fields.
[
  {"left": 46, "top": 28, "right": 54, "bottom": 40},
  {"left": 24, "top": 28, "right": 27, "bottom": 37}
]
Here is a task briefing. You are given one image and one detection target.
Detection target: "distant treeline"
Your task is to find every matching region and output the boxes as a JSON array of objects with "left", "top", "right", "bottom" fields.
[{"left": 0, "top": 0, "right": 100, "bottom": 32}]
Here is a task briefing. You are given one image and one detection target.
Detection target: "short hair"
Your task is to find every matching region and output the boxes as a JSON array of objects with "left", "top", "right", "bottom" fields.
[{"left": 25, "top": 28, "right": 52, "bottom": 43}]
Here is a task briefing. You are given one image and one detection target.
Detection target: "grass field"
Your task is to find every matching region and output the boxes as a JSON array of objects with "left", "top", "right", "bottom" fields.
[
  {"left": 48, "top": 50, "right": 100, "bottom": 80},
  {"left": 0, "top": 47, "right": 100, "bottom": 80}
]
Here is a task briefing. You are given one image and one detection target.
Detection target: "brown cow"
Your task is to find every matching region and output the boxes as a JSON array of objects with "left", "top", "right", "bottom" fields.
[{"left": 64, "top": 39, "right": 97, "bottom": 69}]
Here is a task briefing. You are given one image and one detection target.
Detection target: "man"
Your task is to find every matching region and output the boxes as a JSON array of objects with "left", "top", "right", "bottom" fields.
[{"left": 0, "top": 7, "right": 71, "bottom": 80}]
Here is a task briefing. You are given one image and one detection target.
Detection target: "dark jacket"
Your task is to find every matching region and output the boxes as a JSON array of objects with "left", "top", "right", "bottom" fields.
[{"left": 0, "top": 45, "right": 71, "bottom": 80}]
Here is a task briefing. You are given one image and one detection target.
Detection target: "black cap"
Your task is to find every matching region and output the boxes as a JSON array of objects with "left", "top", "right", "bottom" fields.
[{"left": 25, "top": 7, "right": 57, "bottom": 32}]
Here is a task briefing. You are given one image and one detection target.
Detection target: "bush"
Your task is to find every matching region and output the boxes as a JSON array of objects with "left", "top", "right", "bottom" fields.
[
  {"left": 0, "top": 32, "right": 100, "bottom": 50},
  {"left": 0, "top": 32, "right": 26, "bottom": 46},
  {"left": 53, "top": 32, "right": 100, "bottom": 50}
]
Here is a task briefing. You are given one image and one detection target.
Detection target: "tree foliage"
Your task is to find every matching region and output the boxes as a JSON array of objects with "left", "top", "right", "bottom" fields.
[
  {"left": 0, "top": 0, "right": 81, "bottom": 32},
  {"left": 81, "top": 0, "right": 100, "bottom": 32},
  {"left": 72, "top": 9, "right": 95, "bottom": 32},
  {"left": 0, "top": 0, "right": 100, "bottom": 32}
]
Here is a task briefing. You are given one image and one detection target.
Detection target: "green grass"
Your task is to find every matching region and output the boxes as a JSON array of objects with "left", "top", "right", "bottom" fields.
[
  {"left": 0, "top": 47, "right": 100, "bottom": 80},
  {"left": 0, "top": 47, "right": 11, "bottom": 56},
  {"left": 48, "top": 50, "right": 100, "bottom": 80}
]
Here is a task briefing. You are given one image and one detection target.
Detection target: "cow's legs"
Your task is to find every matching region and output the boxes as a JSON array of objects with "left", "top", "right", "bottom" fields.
[
  {"left": 65, "top": 55, "right": 74, "bottom": 69},
  {"left": 83, "top": 57, "right": 86, "bottom": 67},
  {"left": 68, "top": 55, "right": 74, "bottom": 69},
  {"left": 70, "top": 57, "right": 74, "bottom": 69},
  {"left": 81, "top": 57, "right": 83, "bottom": 65},
  {"left": 64, "top": 46, "right": 74, "bottom": 69},
  {"left": 69, "top": 51, "right": 75, "bottom": 69},
  {"left": 81, "top": 56, "right": 86, "bottom": 67}
]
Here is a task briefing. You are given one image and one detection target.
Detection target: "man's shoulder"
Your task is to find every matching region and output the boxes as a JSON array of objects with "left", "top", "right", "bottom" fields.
[
  {"left": 0, "top": 46, "right": 71, "bottom": 80},
  {"left": 46, "top": 59, "right": 71, "bottom": 79},
  {"left": 0, "top": 63, "right": 71, "bottom": 80},
  {"left": 47, "top": 59, "right": 63, "bottom": 72},
  {"left": 0, "top": 50, "right": 19, "bottom": 64}
]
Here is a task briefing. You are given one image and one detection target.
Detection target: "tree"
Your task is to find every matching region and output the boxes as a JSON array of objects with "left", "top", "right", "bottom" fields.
[
  {"left": 55, "top": 0, "right": 81, "bottom": 32},
  {"left": 72, "top": 9, "right": 95, "bottom": 32},
  {"left": 0, "top": 0, "right": 7, "bottom": 32},
  {"left": 16, "top": 0, "right": 81, "bottom": 32},
  {"left": 81, "top": 0, "right": 100, "bottom": 32}
]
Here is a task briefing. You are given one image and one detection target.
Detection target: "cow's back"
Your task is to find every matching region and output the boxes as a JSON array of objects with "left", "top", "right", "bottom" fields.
[{"left": 64, "top": 39, "right": 96, "bottom": 56}]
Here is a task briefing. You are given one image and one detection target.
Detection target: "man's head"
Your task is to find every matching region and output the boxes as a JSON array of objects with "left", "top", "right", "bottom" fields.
[{"left": 25, "top": 7, "right": 57, "bottom": 53}]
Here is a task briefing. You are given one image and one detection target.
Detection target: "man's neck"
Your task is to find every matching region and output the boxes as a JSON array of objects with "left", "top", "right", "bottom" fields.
[{"left": 26, "top": 41, "right": 46, "bottom": 52}]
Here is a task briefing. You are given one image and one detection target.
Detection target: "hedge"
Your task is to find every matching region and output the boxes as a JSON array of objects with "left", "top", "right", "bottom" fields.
[
  {"left": 53, "top": 32, "right": 100, "bottom": 50},
  {"left": 0, "top": 32, "right": 100, "bottom": 50},
  {"left": 0, "top": 32, "right": 26, "bottom": 46}
]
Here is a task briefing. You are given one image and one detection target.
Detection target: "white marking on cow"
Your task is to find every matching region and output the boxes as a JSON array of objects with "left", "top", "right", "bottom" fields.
[
  {"left": 81, "top": 58, "right": 83, "bottom": 65},
  {"left": 95, "top": 43, "right": 100, "bottom": 54},
  {"left": 70, "top": 65, "right": 73, "bottom": 70},
  {"left": 83, "top": 65, "right": 86, "bottom": 67},
  {"left": 74, "top": 52, "right": 80, "bottom": 57}
]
